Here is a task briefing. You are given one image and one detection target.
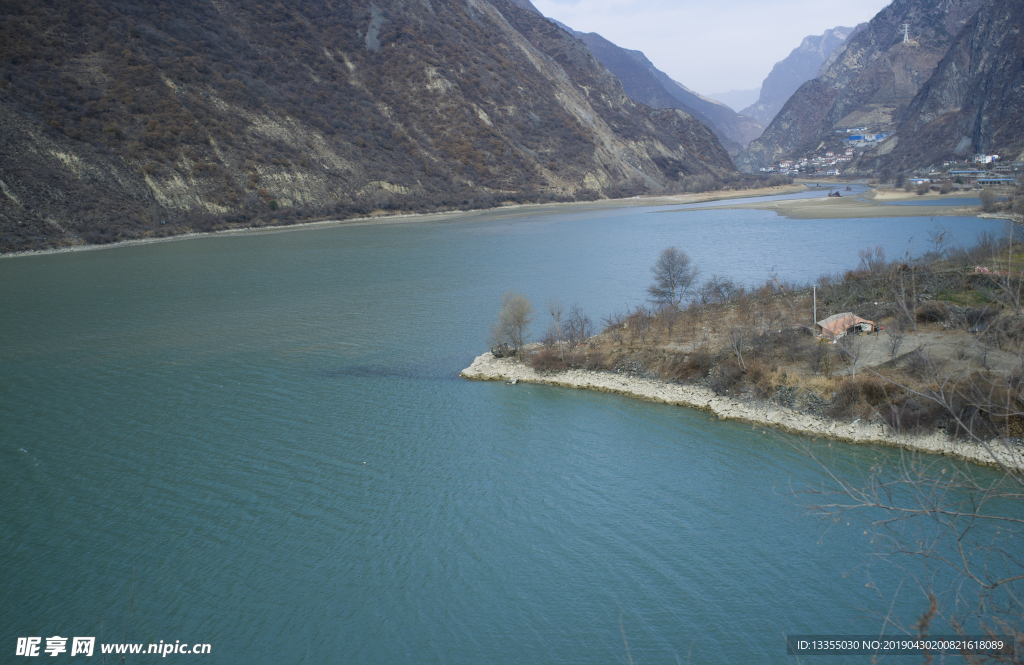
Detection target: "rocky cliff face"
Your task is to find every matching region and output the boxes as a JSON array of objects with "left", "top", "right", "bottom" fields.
[
  {"left": 857, "top": 0, "right": 1024, "bottom": 171},
  {"left": 569, "top": 31, "right": 763, "bottom": 156},
  {"left": 740, "top": 26, "right": 855, "bottom": 126},
  {"left": 737, "top": 0, "right": 986, "bottom": 172},
  {"left": 0, "top": 0, "right": 733, "bottom": 253}
]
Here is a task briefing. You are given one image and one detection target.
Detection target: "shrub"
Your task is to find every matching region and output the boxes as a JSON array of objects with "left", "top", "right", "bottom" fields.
[
  {"left": 903, "top": 349, "right": 930, "bottom": 376},
  {"left": 529, "top": 348, "right": 567, "bottom": 371},
  {"left": 708, "top": 361, "right": 743, "bottom": 395},
  {"left": 980, "top": 188, "right": 997, "bottom": 212},
  {"left": 745, "top": 360, "right": 778, "bottom": 398},
  {"left": 964, "top": 307, "right": 997, "bottom": 329},
  {"left": 826, "top": 376, "right": 889, "bottom": 419},
  {"left": 658, "top": 350, "right": 714, "bottom": 382},
  {"left": 881, "top": 395, "right": 945, "bottom": 434},
  {"left": 916, "top": 301, "right": 947, "bottom": 323},
  {"left": 580, "top": 351, "right": 607, "bottom": 371}
]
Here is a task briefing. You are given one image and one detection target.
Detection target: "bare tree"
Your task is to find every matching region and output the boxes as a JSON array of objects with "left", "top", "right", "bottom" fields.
[
  {"left": 728, "top": 326, "right": 747, "bottom": 372},
  {"left": 648, "top": 247, "right": 699, "bottom": 308},
  {"left": 800, "top": 232, "right": 1024, "bottom": 649},
  {"left": 845, "top": 333, "right": 864, "bottom": 378},
  {"left": 887, "top": 326, "right": 905, "bottom": 359},
  {"left": 858, "top": 244, "right": 887, "bottom": 274},
  {"left": 492, "top": 291, "right": 533, "bottom": 360},
  {"left": 626, "top": 306, "right": 652, "bottom": 345},
  {"left": 698, "top": 275, "right": 741, "bottom": 306},
  {"left": 565, "top": 303, "right": 592, "bottom": 348},
  {"left": 548, "top": 298, "right": 565, "bottom": 361},
  {"left": 658, "top": 304, "right": 680, "bottom": 341},
  {"left": 800, "top": 448, "right": 1024, "bottom": 650},
  {"left": 602, "top": 309, "right": 627, "bottom": 345},
  {"left": 927, "top": 224, "right": 951, "bottom": 258},
  {"left": 981, "top": 188, "right": 998, "bottom": 213}
]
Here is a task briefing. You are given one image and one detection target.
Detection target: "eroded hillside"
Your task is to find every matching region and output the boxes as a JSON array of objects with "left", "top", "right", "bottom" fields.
[
  {"left": 0, "top": 0, "right": 733, "bottom": 252},
  {"left": 570, "top": 31, "right": 763, "bottom": 155},
  {"left": 738, "top": 0, "right": 985, "bottom": 172},
  {"left": 858, "top": 0, "right": 1024, "bottom": 172}
]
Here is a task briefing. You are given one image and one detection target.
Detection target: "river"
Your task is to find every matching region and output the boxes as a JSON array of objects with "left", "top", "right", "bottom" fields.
[{"left": 0, "top": 195, "right": 1012, "bottom": 663}]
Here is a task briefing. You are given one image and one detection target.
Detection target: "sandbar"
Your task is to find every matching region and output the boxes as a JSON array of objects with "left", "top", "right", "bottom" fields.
[{"left": 675, "top": 184, "right": 1018, "bottom": 220}]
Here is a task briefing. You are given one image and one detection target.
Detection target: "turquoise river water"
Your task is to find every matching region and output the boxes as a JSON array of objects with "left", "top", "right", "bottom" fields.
[{"left": 0, "top": 195, "right": 1015, "bottom": 663}]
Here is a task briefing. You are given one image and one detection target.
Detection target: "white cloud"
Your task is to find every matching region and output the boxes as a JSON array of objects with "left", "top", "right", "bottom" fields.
[{"left": 531, "top": 0, "right": 892, "bottom": 94}]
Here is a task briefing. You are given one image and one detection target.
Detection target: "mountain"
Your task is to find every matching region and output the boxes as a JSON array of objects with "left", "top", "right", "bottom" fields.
[
  {"left": 708, "top": 89, "right": 761, "bottom": 113},
  {"left": 740, "top": 26, "right": 856, "bottom": 126},
  {"left": 508, "top": 0, "right": 543, "bottom": 15},
  {"left": 738, "top": 0, "right": 986, "bottom": 172},
  {"left": 561, "top": 29, "right": 763, "bottom": 156},
  {"left": 856, "top": 0, "right": 1024, "bottom": 172},
  {"left": 0, "top": 0, "right": 733, "bottom": 253}
]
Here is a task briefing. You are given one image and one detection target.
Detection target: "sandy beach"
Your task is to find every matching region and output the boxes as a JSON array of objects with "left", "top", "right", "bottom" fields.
[
  {"left": 461, "top": 352, "right": 1024, "bottom": 472},
  {"left": 8, "top": 182, "right": 1009, "bottom": 260},
  {"left": 0, "top": 184, "right": 808, "bottom": 259}
]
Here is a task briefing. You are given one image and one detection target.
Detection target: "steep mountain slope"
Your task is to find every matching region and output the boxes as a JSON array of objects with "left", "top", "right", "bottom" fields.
[
  {"left": 858, "top": 0, "right": 1024, "bottom": 171},
  {"left": 0, "top": 0, "right": 733, "bottom": 253},
  {"left": 566, "top": 31, "right": 763, "bottom": 155},
  {"left": 738, "top": 0, "right": 986, "bottom": 172},
  {"left": 740, "top": 26, "right": 855, "bottom": 126},
  {"left": 508, "top": 0, "right": 543, "bottom": 15}
]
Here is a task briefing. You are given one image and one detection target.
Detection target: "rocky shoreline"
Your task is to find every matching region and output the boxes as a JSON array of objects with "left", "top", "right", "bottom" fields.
[{"left": 461, "top": 352, "right": 1024, "bottom": 472}]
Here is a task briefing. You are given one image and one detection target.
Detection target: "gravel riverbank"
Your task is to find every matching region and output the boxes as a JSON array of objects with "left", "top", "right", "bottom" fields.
[{"left": 461, "top": 352, "right": 1024, "bottom": 471}]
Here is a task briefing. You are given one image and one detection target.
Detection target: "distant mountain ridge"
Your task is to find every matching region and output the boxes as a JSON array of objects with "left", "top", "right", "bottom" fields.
[
  {"left": 560, "top": 28, "right": 763, "bottom": 155},
  {"left": 738, "top": 0, "right": 988, "bottom": 172},
  {"left": 740, "top": 26, "right": 855, "bottom": 126},
  {"left": 0, "top": 0, "right": 734, "bottom": 252}
]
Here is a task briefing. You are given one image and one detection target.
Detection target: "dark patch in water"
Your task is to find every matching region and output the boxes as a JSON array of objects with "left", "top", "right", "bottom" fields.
[{"left": 318, "top": 363, "right": 458, "bottom": 381}]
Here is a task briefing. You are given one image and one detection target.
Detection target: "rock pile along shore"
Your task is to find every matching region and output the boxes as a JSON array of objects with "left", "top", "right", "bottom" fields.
[{"left": 461, "top": 352, "right": 1024, "bottom": 471}]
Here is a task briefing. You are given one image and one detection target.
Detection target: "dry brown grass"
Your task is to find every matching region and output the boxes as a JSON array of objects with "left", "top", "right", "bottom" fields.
[{"left": 531, "top": 241, "right": 1024, "bottom": 438}]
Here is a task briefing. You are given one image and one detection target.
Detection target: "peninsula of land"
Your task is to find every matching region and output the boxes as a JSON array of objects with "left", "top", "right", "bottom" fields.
[
  {"left": 461, "top": 352, "right": 1024, "bottom": 471},
  {"left": 464, "top": 226, "right": 1024, "bottom": 473}
]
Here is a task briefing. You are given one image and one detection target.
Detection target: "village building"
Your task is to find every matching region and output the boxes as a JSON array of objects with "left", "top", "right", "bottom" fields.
[
  {"left": 949, "top": 169, "right": 988, "bottom": 182},
  {"left": 977, "top": 176, "right": 1016, "bottom": 186},
  {"left": 816, "top": 313, "right": 878, "bottom": 341}
]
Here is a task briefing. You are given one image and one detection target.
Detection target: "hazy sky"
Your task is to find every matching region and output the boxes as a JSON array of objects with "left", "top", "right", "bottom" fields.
[{"left": 530, "top": 0, "right": 892, "bottom": 94}]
